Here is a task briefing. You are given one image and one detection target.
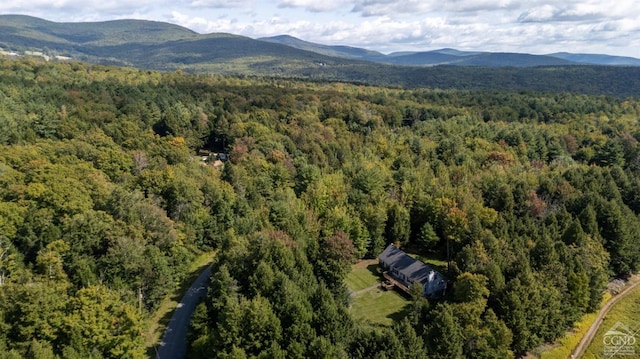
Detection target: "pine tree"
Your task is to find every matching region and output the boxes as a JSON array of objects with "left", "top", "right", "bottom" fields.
[{"left": 425, "top": 303, "right": 463, "bottom": 359}]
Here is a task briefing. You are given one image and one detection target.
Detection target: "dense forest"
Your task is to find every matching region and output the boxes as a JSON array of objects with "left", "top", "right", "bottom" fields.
[{"left": 1, "top": 57, "right": 640, "bottom": 358}]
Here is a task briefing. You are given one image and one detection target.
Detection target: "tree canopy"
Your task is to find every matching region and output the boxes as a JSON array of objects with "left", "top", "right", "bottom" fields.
[{"left": 1, "top": 57, "right": 640, "bottom": 357}]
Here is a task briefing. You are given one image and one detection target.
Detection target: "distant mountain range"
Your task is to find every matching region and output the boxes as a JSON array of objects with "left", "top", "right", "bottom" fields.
[
  {"left": 1, "top": 15, "right": 640, "bottom": 97},
  {"left": 2, "top": 15, "right": 639, "bottom": 69},
  {"left": 259, "top": 35, "right": 640, "bottom": 67}
]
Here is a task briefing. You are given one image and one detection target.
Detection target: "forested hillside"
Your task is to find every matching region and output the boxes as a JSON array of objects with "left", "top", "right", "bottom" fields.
[
  {"left": 4, "top": 15, "right": 640, "bottom": 98},
  {"left": 1, "top": 58, "right": 640, "bottom": 358}
]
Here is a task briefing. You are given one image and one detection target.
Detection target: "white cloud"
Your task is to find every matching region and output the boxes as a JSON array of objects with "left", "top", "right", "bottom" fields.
[
  {"left": 189, "top": 0, "right": 251, "bottom": 8},
  {"left": 0, "top": 0, "right": 163, "bottom": 12},
  {"left": 0, "top": 0, "right": 638, "bottom": 57},
  {"left": 0, "top": 0, "right": 172, "bottom": 22},
  {"left": 277, "top": 0, "right": 345, "bottom": 12},
  {"left": 441, "top": 0, "right": 515, "bottom": 12},
  {"left": 517, "top": 5, "right": 558, "bottom": 22},
  {"left": 351, "top": 0, "right": 436, "bottom": 17},
  {"left": 164, "top": 0, "right": 640, "bottom": 57}
]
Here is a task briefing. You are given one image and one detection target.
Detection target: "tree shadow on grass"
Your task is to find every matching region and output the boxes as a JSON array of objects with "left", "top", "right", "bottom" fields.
[
  {"left": 386, "top": 300, "right": 412, "bottom": 323},
  {"left": 367, "top": 263, "right": 382, "bottom": 278}
]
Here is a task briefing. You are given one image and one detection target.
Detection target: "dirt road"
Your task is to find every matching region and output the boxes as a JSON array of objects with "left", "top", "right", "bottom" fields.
[{"left": 572, "top": 278, "right": 640, "bottom": 358}]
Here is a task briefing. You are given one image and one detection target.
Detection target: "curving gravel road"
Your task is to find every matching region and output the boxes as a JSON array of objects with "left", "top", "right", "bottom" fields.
[
  {"left": 155, "top": 265, "right": 211, "bottom": 359},
  {"left": 572, "top": 277, "right": 640, "bottom": 358}
]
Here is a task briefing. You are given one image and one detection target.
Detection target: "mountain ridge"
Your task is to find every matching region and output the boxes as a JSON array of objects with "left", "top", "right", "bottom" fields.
[
  {"left": 2, "top": 14, "right": 639, "bottom": 68},
  {"left": 548, "top": 52, "right": 640, "bottom": 66},
  {"left": 257, "top": 33, "right": 640, "bottom": 67},
  {"left": 2, "top": 15, "right": 640, "bottom": 98},
  {"left": 258, "top": 34, "right": 386, "bottom": 61}
]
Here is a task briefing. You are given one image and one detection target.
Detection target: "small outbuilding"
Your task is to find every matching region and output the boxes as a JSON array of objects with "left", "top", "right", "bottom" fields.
[{"left": 378, "top": 244, "right": 447, "bottom": 298}]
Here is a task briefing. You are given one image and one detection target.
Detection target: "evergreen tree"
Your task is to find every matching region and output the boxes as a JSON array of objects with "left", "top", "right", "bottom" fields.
[{"left": 425, "top": 303, "right": 464, "bottom": 359}]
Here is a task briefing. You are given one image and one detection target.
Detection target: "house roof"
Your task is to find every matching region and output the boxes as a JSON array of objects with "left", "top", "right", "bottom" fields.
[{"left": 379, "top": 244, "right": 444, "bottom": 286}]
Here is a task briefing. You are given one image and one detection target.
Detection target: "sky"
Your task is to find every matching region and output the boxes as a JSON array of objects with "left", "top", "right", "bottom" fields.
[{"left": 1, "top": 0, "right": 639, "bottom": 57}]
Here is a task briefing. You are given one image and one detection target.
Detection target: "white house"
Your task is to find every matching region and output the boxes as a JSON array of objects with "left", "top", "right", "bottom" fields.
[{"left": 379, "top": 244, "right": 447, "bottom": 298}]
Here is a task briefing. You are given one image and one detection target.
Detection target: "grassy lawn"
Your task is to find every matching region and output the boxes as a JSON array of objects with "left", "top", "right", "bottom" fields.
[
  {"left": 346, "top": 259, "right": 410, "bottom": 326},
  {"left": 345, "top": 259, "right": 381, "bottom": 292},
  {"left": 349, "top": 286, "right": 411, "bottom": 326},
  {"left": 145, "top": 251, "right": 216, "bottom": 351},
  {"left": 583, "top": 285, "right": 640, "bottom": 358}
]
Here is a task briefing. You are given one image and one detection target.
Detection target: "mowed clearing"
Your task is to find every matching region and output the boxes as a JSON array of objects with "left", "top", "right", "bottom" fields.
[{"left": 346, "top": 259, "right": 410, "bottom": 326}]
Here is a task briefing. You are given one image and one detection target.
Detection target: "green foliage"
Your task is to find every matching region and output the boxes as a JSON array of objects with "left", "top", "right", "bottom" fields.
[
  {"left": 425, "top": 303, "right": 464, "bottom": 359},
  {"left": 315, "top": 230, "right": 357, "bottom": 291},
  {"left": 453, "top": 272, "right": 490, "bottom": 303},
  {"left": 1, "top": 59, "right": 640, "bottom": 358},
  {"left": 385, "top": 201, "right": 410, "bottom": 246},
  {"left": 65, "top": 286, "right": 145, "bottom": 358},
  {"left": 417, "top": 222, "right": 439, "bottom": 250}
]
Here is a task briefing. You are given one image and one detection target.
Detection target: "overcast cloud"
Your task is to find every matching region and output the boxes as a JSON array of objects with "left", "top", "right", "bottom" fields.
[{"left": 0, "top": 0, "right": 638, "bottom": 57}]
